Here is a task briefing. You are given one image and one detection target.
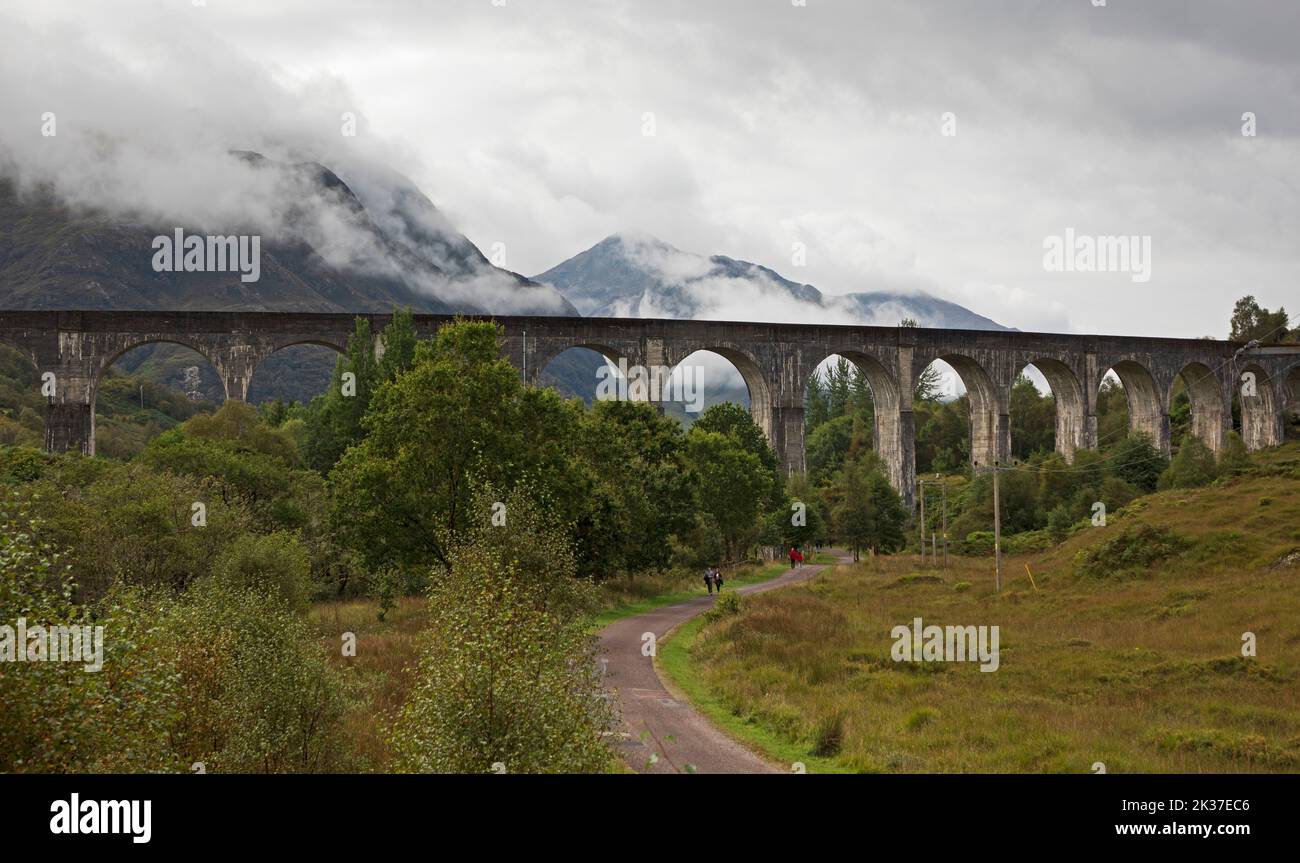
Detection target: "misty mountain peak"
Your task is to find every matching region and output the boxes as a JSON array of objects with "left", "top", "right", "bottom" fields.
[{"left": 533, "top": 233, "right": 1007, "bottom": 330}]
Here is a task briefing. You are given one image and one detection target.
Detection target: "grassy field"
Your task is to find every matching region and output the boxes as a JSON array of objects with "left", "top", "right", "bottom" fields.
[
  {"left": 661, "top": 446, "right": 1300, "bottom": 773},
  {"left": 310, "top": 596, "right": 429, "bottom": 771}
]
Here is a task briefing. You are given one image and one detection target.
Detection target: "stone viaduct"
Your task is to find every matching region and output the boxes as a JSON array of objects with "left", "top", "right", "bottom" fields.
[{"left": 2, "top": 309, "right": 1297, "bottom": 507}]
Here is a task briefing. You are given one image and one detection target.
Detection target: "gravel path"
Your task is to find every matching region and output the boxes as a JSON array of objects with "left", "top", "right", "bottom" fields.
[{"left": 598, "top": 552, "right": 849, "bottom": 774}]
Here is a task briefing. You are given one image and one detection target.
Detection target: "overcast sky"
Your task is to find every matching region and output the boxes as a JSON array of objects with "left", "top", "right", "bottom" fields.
[{"left": 2, "top": 0, "right": 1296, "bottom": 337}]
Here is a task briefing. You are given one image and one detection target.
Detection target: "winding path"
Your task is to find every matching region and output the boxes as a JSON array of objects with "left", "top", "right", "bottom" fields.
[{"left": 598, "top": 552, "right": 849, "bottom": 774}]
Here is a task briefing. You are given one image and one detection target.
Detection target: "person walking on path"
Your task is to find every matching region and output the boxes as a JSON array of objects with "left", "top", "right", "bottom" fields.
[{"left": 703, "top": 567, "right": 715, "bottom": 594}]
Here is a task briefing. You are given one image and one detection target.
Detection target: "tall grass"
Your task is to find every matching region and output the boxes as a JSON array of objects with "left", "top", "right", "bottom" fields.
[
  {"left": 310, "top": 596, "right": 429, "bottom": 771},
  {"left": 669, "top": 463, "right": 1300, "bottom": 773}
]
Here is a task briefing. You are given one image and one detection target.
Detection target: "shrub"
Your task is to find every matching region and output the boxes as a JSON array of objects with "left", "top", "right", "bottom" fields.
[
  {"left": 1110, "top": 433, "right": 1168, "bottom": 493},
  {"left": 390, "top": 488, "right": 614, "bottom": 773},
  {"left": 1, "top": 493, "right": 346, "bottom": 773},
  {"left": 906, "top": 707, "right": 939, "bottom": 731},
  {"left": 811, "top": 711, "right": 846, "bottom": 756},
  {"left": 703, "top": 588, "right": 745, "bottom": 623},
  {"left": 1218, "top": 431, "right": 1252, "bottom": 476},
  {"left": 210, "top": 530, "right": 313, "bottom": 614},
  {"left": 1075, "top": 523, "right": 1189, "bottom": 579},
  {"left": 1158, "top": 435, "right": 1218, "bottom": 490},
  {"left": 1047, "top": 504, "right": 1074, "bottom": 544},
  {"left": 158, "top": 579, "right": 349, "bottom": 773}
]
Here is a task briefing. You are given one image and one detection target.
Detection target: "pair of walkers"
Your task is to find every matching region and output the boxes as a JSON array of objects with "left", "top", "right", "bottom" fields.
[
  {"left": 703, "top": 566, "right": 725, "bottom": 595},
  {"left": 788, "top": 547, "right": 805, "bottom": 568}
]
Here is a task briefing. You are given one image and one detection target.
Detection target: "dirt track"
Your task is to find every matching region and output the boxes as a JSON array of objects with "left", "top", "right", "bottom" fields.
[{"left": 598, "top": 553, "right": 847, "bottom": 774}]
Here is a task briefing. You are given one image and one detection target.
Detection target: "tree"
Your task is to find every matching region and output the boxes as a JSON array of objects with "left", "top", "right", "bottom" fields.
[
  {"left": 781, "top": 472, "right": 824, "bottom": 548},
  {"left": 1095, "top": 376, "right": 1129, "bottom": 446},
  {"left": 303, "top": 309, "right": 420, "bottom": 472},
  {"left": 303, "top": 316, "right": 375, "bottom": 472},
  {"left": 806, "top": 413, "right": 855, "bottom": 486},
  {"left": 1009, "top": 374, "right": 1055, "bottom": 459},
  {"left": 139, "top": 401, "right": 321, "bottom": 532},
  {"left": 1109, "top": 432, "right": 1167, "bottom": 493},
  {"left": 830, "top": 458, "right": 906, "bottom": 560},
  {"left": 328, "top": 320, "right": 589, "bottom": 573},
  {"left": 209, "top": 530, "right": 313, "bottom": 614},
  {"left": 1218, "top": 430, "right": 1252, "bottom": 475},
  {"left": 579, "top": 399, "right": 697, "bottom": 575},
  {"left": 389, "top": 487, "right": 614, "bottom": 774},
  {"left": 686, "top": 428, "right": 772, "bottom": 562},
  {"left": 805, "top": 368, "right": 831, "bottom": 432},
  {"left": 915, "top": 397, "right": 969, "bottom": 474},
  {"left": 1229, "top": 296, "right": 1290, "bottom": 344},
  {"left": 690, "top": 402, "right": 783, "bottom": 505},
  {"left": 1047, "top": 504, "right": 1074, "bottom": 544},
  {"left": 1158, "top": 435, "right": 1218, "bottom": 490}
]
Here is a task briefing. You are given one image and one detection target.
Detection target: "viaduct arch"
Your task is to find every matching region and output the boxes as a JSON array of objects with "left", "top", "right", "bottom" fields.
[{"left": 3, "top": 309, "right": 1296, "bottom": 508}]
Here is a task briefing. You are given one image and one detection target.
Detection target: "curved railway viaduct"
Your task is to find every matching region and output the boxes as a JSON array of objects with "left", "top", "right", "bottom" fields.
[{"left": 2, "top": 309, "right": 1297, "bottom": 507}]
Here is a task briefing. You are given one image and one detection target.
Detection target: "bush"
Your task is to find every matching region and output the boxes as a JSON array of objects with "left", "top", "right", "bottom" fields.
[
  {"left": 209, "top": 530, "right": 313, "bottom": 614},
  {"left": 1047, "top": 504, "right": 1074, "bottom": 544},
  {"left": 703, "top": 589, "right": 745, "bottom": 623},
  {"left": 1218, "top": 431, "right": 1252, "bottom": 476},
  {"left": 1158, "top": 435, "right": 1218, "bottom": 490},
  {"left": 158, "top": 579, "right": 349, "bottom": 773},
  {"left": 1110, "top": 433, "right": 1168, "bottom": 493},
  {"left": 0, "top": 493, "right": 346, "bottom": 773},
  {"left": 1075, "top": 523, "right": 1189, "bottom": 579},
  {"left": 26, "top": 460, "right": 254, "bottom": 601},
  {"left": 390, "top": 488, "right": 614, "bottom": 773}
]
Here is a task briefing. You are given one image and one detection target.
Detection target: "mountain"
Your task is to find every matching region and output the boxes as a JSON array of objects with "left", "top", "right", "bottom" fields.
[
  {"left": 532, "top": 232, "right": 1009, "bottom": 330},
  {"left": 531, "top": 232, "right": 1010, "bottom": 417},
  {"left": 0, "top": 155, "right": 576, "bottom": 316},
  {"left": 0, "top": 155, "right": 577, "bottom": 403}
]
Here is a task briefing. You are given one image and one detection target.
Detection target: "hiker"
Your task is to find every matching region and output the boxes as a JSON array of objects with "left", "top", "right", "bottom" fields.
[
  {"left": 704, "top": 567, "right": 715, "bottom": 594},
  {"left": 714, "top": 567, "right": 724, "bottom": 591},
  {"left": 788, "top": 547, "right": 798, "bottom": 568},
  {"left": 794, "top": 548, "right": 804, "bottom": 567}
]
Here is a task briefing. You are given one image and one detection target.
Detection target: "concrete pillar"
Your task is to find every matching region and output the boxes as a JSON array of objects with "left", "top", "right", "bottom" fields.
[
  {"left": 1240, "top": 377, "right": 1284, "bottom": 450},
  {"left": 891, "top": 407, "right": 916, "bottom": 510},
  {"left": 41, "top": 355, "right": 98, "bottom": 457},
  {"left": 212, "top": 344, "right": 270, "bottom": 402},
  {"left": 1055, "top": 408, "right": 1083, "bottom": 462},
  {"left": 772, "top": 405, "right": 806, "bottom": 476},
  {"left": 45, "top": 401, "right": 94, "bottom": 455},
  {"left": 969, "top": 407, "right": 1010, "bottom": 468},
  {"left": 1080, "top": 411, "right": 1098, "bottom": 452},
  {"left": 892, "top": 344, "right": 917, "bottom": 510}
]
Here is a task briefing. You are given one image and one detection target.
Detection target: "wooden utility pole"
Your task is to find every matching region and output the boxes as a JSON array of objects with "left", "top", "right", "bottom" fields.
[
  {"left": 940, "top": 477, "right": 948, "bottom": 568},
  {"left": 992, "top": 460, "right": 1002, "bottom": 592},
  {"left": 918, "top": 479, "right": 926, "bottom": 564}
]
